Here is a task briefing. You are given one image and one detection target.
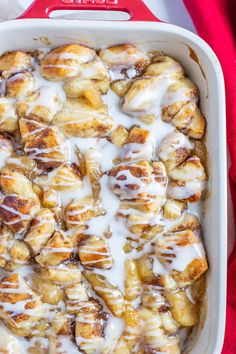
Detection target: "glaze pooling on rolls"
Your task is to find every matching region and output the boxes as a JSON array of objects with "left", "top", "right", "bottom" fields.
[{"left": 0, "top": 43, "right": 208, "bottom": 353}]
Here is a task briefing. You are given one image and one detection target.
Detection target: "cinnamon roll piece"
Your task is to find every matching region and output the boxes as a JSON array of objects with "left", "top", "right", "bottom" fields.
[
  {"left": 0, "top": 97, "right": 18, "bottom": 133},
  {"left": 6, "top": 71, "right": 35, "bottom": 99},
  {"left": 110, "top": 125, "right": 129, "bottom": 148},
  {"left": 24, "top": 126, "right": 68, "bottom": 170},
  {"left": 99, "top": 44, "right": 149, "bottom": 81},
  {"left": 41, "top": 44, "right": 96, "bottom": 81},
  {"left": 162, "top": 77, "right": 199, "bottom": 121},
  {"left": 24, "top": 208, "right": 56, "bottom": 255},
  {"left": 19, "top": 118, "right": 47, "bottom": 142},
  {"left": 5, "top": 240, "right": 31, "bottom": 271},
  {"left": 163, "top": 199, "right": 187, "bottom": 219},
  {"left": 0, "top": 135, "right": 13, "bottom": 170},
  {"left": 167, "top": 155, "right": 207, "bottom": 202},
  {"left": 0, "top": 51, "right": 32, "bottom": 79},
  {"left": 108, "top": 160, "right": 167, "bottom": 212},
  {"left": 17, "top": 86, "right": 62, "bottom": 124},
  {"left": 155, "top": 230, "right": 208, "bottom": 287},
  {"left": 0, "top": 194, "right": 40, "bottom": 233},
  {"left": 41, "top": 262, "right": 82, "bottom": 284},
  {"left": 165, "top": 288, "right": 199, "bottom": 327},
  {"left": 143, "top": 54, "right": 184, "bottom": 80},
  {"left": 5, "top": 155, "right": 36, "bottom": 178},
  {"left": 0, "top": 167, "right": 38, "bottom": 199},
  {"left": 119, "top": 126, "right": 154, "bottom": 162},
  {"left": 35, "top": 230, "right": 75, "bottom": 267},
  {"left": 75, "top": 299, "right": 105, "bottom": 353},
  {"left": 78, "top": 235, "right": 113, "bottom": 270},
  {"left": 120, "top": 306, "right": 142, "bottom": 351},
  {"left": 157, "top": 131, "right": 193, "bottom": 172},
  {"left": 84, "top": 271, "right": 125, "bottom": 318},
  {"left": 36, "top": 163, "right": 82, "bottom": 191},
  {"left": 124, "top": 259, "right": 141, "bottom": 301},
  {"left": 0, "top": 273, "right": 46, "bottom": 336},
  {"left": 51, "top": 311, "right": 74, "bottom": 336},
  {"left": 30, "top": 273, "right": 63, "bottom": 305},
  {"left": 121, "top": 76, "right": 170, "bottom": 122},
  {"left": 118, "top": 205, "right": 164, "bottom": 252},
  {"left": 52, "top": 98, "right": 113, "bottom": 138},
  {"left": 64, "top": 197, "right": 96, "bottom": 230},
  {"left": 64, "top": 78, "right": 104, "bottom": 108}
]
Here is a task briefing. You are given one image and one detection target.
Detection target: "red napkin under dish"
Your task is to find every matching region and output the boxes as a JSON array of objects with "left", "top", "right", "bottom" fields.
[{"left": 183, "top": 0, "right": 236, "bottom": 352}]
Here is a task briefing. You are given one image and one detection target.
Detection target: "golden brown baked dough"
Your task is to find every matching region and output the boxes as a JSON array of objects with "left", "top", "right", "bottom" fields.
[
  {"left": 50, "top": 312, "right": 74, "bottom": 338},
  {"left": 6, "top": 71, "right": 35, "bottom": 99},
  {"left": 119, "top": 126, "right": 153, "bottom": 162},
  {"left": 124, "top": 259, "right": 141, "bottom": 301},
  {"left": 0, "top": 167, "right": 38, "bottom": 199},
  {"left": 0, "top": 135, "right": 13, "bottom": 169},
  {"left": 167, "top": 155, "right": 206, "bottom": 202},
  {"left": 0, "top": 194, "right": 40, "bottom": 233},
  {"left": 19, "top": 118, "right": 47, "bottom": 142},
  {"left": 41, "top": 262, "right": 82, "bottom": 284},
  {"left": 84, "top": 271, "right": 125, "bottom": 318},
  {"left": 155, "top": 230, "right": 208, "bottom": 287},
  {"left": 0, "top": 43, "right": 209, "bottom": 353},
  {"left": 99, "top": 44, "right": 149, "bottom": 80},
  {"left": 75, "top": 299, "right": 105, "bottom": 353},
  {"left": 24, "top": 126, "right": 68, "bottom": 169},
  {"left": 157, "top": 131, "right": 193, "bottom": 172},
  {"left": 41, "top": 44, "right": 96, "bottom": 81},
  {"left": 0, "top": 51, "right": 32, "bottom": 79},
  {"left": 0, "top": 98, "right": 18, "bottom": 133},
  {"left": 78, "top": 234, "right": 113, "bottom": 270},
  {"left": 0, "top": 273, "right": 46, "bottom": 336},
  {"left": 24, "top": 208, "right": 56, "bottom": 255},
  {"left": 64, "top": 196, "right": 96, "bottom": 229},
  {"left": 17, "top": 86, "right": 62, "bottom": 124},
  {"left": 52, "top": 98, "right": 114, "bottom": 138},
  {"left": 143, "top": 54, "right": 184, "bottom": 79},
  {"left": 36, "top": 163, "right": 82, "bottom": 191},
  {"left": 31, "top": 273, "right": 63, "bottom": 305},
  {"left": 35, "top": 230, "right": 75, "bottom": 266},
  {"left": 108, "top": 160, "right": 167, "bottom": 212},
  {"left": 64, "top": 78, "right": 104, "bottom": 108}
]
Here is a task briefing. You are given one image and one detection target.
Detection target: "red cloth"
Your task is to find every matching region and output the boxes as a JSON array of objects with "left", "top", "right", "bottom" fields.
[{"left": 183, "top": 0, "right": 236, "bottom": 353}]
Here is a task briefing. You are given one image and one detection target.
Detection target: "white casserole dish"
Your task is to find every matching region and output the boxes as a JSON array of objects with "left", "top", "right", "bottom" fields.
[{"left": 0, "top": 0, "right": 227, "bottom": 353}]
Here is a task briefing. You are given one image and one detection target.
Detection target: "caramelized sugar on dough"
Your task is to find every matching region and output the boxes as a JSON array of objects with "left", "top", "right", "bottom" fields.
[{"left": 0, "top": 43, "right": 208, "bottom": 353}]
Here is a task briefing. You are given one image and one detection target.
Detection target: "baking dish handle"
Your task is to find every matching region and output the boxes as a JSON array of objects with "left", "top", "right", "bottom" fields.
[{"left": 19, "top": 0, "right": 160, "bottom": 22}]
